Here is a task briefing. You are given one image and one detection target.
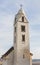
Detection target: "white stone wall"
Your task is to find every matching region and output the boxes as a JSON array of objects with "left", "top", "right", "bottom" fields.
[
  {"left": 1, "top": 8, "right": 32, "bottom": 65},
  {"left": 14, "top": 13, "right": 30, "bottom": 65},
  {"left": 2, "top": 50, "right": 14, "bottom": 65},
  {"left": 30, "top": 55, "right": 32, "bottom": 65},
  {"left": 17, "top": 21, "right": 30, "bottom": 50}
]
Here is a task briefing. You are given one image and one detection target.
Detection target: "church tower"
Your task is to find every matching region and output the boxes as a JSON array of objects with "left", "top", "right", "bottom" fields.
[{"left": 14, "top": 6, "right": 30, "bottom": 65}]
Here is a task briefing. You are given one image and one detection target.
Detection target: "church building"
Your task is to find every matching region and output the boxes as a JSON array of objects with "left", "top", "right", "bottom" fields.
[{"left": 0, "top": 7, "right": 33, "bottom": 65}]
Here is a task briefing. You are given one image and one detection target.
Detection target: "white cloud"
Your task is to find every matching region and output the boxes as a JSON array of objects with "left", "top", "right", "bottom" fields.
[
  {"left": 0, "top": 48, "right": 11, "bottom": 58},
  {"left": 0, "top": 48, "right": 5, "bottom": 57},
  {"left": 30, "top": 30, "right": 40, "bottom": 37},
  {"left": 30, "top": 47, "right": 40, "bottom": 59},
  {"left": 29, "top": 14, "right": 40, "bottom": 25},
  {"left": 0, "top": 14, "right": 14, "bottom": 58},
  {"left": 30, "top": 0, "right": 40, "bottom": 9}
]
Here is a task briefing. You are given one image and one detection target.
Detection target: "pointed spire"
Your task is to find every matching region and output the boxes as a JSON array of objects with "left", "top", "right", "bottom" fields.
[
  {"left": 17, "top": 4, "right": 25, "bottom": 15},
  {"left": 15, "top": 5, "right": 26, "bottom": 19}
]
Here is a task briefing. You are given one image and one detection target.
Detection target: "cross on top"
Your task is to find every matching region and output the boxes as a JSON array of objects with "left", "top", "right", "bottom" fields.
[{"left": 20, "top": 4, "right": 23, "bottom": 9}]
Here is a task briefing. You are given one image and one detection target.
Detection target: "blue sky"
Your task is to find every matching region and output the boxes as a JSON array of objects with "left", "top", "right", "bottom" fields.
[{"left": 0, "top": 0, "right": 40, "bottom": 59}]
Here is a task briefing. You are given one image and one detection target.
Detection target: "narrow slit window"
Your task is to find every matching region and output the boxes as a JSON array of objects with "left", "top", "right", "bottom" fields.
[
  {"left": 22, "top": 17, "right": 24, "bottom": 22},
  {"left": 15, "top": 17, "right": 16, "bottom": 22},
  {"left": 22, "top": 35, "right": 25, "bottom": 42},
  {"left": 14, "top": 36, "right": 16, "bottom": 43},
  {"left": 23, "top": 54, "right": 25, "bottom": 58},
  {"left": 15, "top": 27, "right": 16, "bottom": 32}
]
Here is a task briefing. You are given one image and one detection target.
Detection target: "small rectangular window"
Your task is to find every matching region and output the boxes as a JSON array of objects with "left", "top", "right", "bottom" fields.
[
  {"left": 15, "top": 27, "right": 16, "bottom": 32},
  {"left": 15, "top": 17, "right": 16, "bottom": 22},
  {"left": 23, "top": 54, "right": 25, "bottom": 58},
  {"left": 22, "top": 17, "right": 24, "bottom": 22},
  {"left": 14, "top": 36, "right": 16, "bottom": 43},
  {"left": 21, "top": 25, "right": 25, "bottom": 32},
  {"left": 22, "top": 35, "right": 25, "bottom": 41}
]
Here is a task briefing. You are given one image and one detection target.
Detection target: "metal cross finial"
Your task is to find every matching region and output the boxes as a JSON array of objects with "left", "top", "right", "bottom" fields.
[{"left": 20, "top": 4, "right": 23, "bottom": 9}]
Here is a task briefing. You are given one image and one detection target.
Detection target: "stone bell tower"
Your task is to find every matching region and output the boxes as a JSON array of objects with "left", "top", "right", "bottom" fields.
[{"left": 13, "top": 6, "right": 30, "bottom": 65}]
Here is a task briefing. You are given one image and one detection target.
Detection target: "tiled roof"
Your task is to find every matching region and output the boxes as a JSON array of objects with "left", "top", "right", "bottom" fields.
[
  {"left": 1, "top": 46, "right": 32, "bottom": 59},
  {"left": 1, "top": 46, "right": 14, "bottom": 58}
]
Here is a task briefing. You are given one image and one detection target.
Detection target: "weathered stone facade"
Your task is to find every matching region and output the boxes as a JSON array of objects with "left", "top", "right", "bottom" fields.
[{"left": 0, "top": 7, "right": 33, "bottom": 65}]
